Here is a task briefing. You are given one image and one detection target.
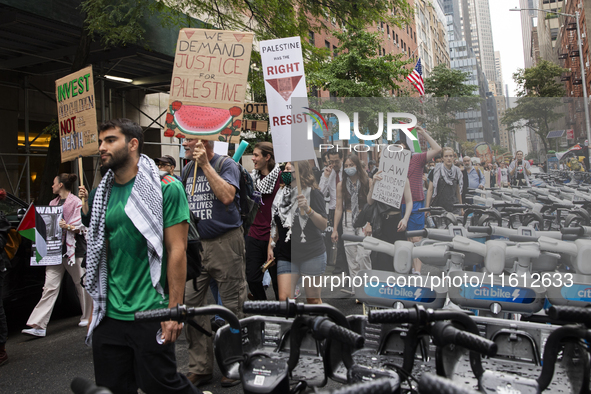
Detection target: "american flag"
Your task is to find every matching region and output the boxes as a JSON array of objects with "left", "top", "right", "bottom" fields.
[{"left": 407, "top": 58, "right": 424, "bottom": 95}]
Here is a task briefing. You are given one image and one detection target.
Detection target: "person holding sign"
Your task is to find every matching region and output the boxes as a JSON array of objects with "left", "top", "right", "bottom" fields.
[
  {"left": 366, "top": 172, "right": 413, "bottom": 272},
  {"left": 22, "top": 174, "right": 92, "bottom": 338},
  {"left": 181, "top": 138, "right": 246, "bottom": 388},
  {"left": 426, "top": 147, "right": 463, "bottom": 214},
  {"left": 268, "top": 162, "right": 328, "bottom": 304},
  {"left": 247, "top": 142, "right": 281, "bottom": 301},
  {"left": 331, "top": 155, "right": 371, "bottom": 296}
]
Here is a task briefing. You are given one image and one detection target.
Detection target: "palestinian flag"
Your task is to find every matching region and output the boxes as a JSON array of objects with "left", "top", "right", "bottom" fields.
[{"left": 17, "top": 203, "right": 47, "bottom": 263}]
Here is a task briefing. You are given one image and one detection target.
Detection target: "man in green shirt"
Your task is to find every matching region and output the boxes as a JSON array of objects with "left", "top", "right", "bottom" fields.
[{"left": 79, "top": 119, "right": 200, "bottom": 394}]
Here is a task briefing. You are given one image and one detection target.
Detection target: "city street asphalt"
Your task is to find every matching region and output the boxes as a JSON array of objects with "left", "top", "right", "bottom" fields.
[{"left": 1, "top": 265, "right": 363, "bottom": 394}]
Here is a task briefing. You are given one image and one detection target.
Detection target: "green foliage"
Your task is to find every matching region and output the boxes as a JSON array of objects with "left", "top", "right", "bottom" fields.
[
  {"left": 424, "top": 64, "right": 478, "bottom": 98},
  {"left": 502, "top": 60, "right": 568, "bottom": 154},
  {"left": 513, "top": 60, "right": 567, "bottom": 97},
  {"left": 459, "top": 141, "right": 477, "bottom": 157},
  {"left": 307, "top": 29, "right": 413, "bottom": 97},
  {"left": 171, "top": 0, "right": 413, "bottom": 41},
  {"left": 81, "top": 0, "right": 188, "bottom": 48},
  {"left": 422, "top": 64, "right": 479, "bottom": 146}
]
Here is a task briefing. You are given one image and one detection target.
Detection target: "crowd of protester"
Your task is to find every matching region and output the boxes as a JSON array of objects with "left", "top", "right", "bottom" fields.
[{"left": 0, "top": 117, "right": 548, "bottom": 393}]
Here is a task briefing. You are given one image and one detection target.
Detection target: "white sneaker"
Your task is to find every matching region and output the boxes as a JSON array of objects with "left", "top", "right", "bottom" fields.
[
  {"left": 21, "top": 327, "right": 46, "bottom": 337},
  {"left": 78, "top": 320, "right": 89, "bottom": 327}
]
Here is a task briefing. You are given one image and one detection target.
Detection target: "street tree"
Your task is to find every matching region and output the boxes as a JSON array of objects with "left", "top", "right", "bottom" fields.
[
  {"left": 423, "top": 64, "right": 479, "bottom": 147},
  {"left": 502, "top": 60, "right": 568, "bottom": 158},
  {"left": 307, "top": 29, "right": 412, "bottom": 97},
  {"left": 38, "top": 0, "right": 413, "bottom": 203}
]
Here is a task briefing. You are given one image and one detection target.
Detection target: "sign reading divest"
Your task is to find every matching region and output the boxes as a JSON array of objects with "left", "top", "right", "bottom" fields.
[
  {"left": 55, "top": 66, "right": 98, "bottom": 162},
  {"left": 260, "top": 36, "right": 314, "bottom": 162},
  {"left": 164, "top": 29, "right": 254, "bottom": 143},
  {"left": 372, "top": 149, "right": 411, "bottom": 208}
]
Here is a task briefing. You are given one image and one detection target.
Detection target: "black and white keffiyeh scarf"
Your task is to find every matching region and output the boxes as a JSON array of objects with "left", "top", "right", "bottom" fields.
[
  {"left": 252, "top": 164, "right": 281, "bottom": 195},
  {"left": 85, "top": 154, "right": 164, "bottom": 345},
  {"left": 271, "top": 185, "right": 311, "bottom": 243},
  {"left": 432, "top": 163, "right": 463, "bottom": 199},
  {"left": 346, "top": 178, "right": 360, "bottom": 225}
]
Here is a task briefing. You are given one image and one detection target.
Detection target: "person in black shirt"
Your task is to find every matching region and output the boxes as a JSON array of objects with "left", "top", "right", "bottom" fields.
[
  {"left": 426, "top": 147, "right": 463, "bottom": 214},
  {"left": 268, "top": 161, "right": 328, "bottom": 304}
]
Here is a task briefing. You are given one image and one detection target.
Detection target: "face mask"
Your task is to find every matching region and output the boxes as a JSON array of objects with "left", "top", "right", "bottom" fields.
[
  {"left": 281, "top": 172, "right": 292, "bottom": 185},
  {"left": 344, "top": 167, "right": 357, "bottom": 176}
]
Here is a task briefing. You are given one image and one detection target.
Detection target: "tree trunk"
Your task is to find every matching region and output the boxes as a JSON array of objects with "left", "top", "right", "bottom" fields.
[{"left": 37, "top": 19, "right": 92, "bottom": 204}]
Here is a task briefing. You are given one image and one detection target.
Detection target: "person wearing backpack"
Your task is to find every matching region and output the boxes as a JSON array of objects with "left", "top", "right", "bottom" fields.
[
  {"left": 247, "top": 142, "right": 281, "bottom": 301},
  {"left": 461, "top": 156, "right": 484, "bottom": 202},
  {"left": 180, "top": 138, "right": 247, "bottom": 388}
]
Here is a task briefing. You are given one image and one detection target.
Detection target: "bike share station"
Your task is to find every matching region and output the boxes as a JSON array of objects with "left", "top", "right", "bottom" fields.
[
  {"left": 66, "top": 24, "right": 591, "bottom": 394},
  {"left": 132, "top": 158, "right": 591, "bottom": 394}
]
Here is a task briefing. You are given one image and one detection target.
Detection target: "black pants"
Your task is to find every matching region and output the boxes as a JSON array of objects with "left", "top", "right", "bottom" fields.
[
  {"left": 245, "top": 235, "right": 278, "bottom": 301},
  {"left": 92, "top": 317, "right": 200, "bottom": 394},
  {"left": 371, "top": 214, "right": 407, "bottom": 272},
  {"left": 329, "top": 209, "right": 349, "bottom": 276}
]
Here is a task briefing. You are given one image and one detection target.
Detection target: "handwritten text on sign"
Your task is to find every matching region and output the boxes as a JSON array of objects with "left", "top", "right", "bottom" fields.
[
  {"left": 55, "top": 66, "right": 98, "bottom": 162},
  {"left": 171, "top": 30, "right": 253, "bottom": 103},
  {"left": 371, "top": 149, "right": 411, "bottom": 208},
  {"left": 166, "top": 29, "right": 253, "bottom": 143}
]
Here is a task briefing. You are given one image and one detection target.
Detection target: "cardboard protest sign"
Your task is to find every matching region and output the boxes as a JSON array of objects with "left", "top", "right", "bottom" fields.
[
  {"left": 260, "top": 37, "right": 315, "bottom": 162},
  {"left": 371, "top": 149, "right": 411, "bottom": 208},
  {"left": 30, "top": 206, "right": 63, "bottom": 266},
  {"left": 164, "top": 28, "right": 254, "bottom": 143},
  {"left": 56, "top": 66, "right": 98, "bottom": 163}
]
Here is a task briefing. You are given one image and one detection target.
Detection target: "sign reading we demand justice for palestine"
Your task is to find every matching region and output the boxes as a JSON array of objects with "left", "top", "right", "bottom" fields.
[
  {"left": 164, "top": 29, "right": 254, "bottom": 144},
  {"left": 372, "top": 149, "right": 411, "bottom": 209},
  {"left": 55, "top": 66, "right": 98, "bottom": 163}
]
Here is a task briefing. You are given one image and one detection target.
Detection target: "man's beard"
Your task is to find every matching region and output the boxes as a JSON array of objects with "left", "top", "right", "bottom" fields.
[{"left": 102, "top": 145, "right": 131, "bottom": 172}]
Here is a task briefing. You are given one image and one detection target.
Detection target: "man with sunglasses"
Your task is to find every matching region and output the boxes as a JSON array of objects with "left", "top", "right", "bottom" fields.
[{"left": 155, "top": 155, "right": 182, "bottom": 181}]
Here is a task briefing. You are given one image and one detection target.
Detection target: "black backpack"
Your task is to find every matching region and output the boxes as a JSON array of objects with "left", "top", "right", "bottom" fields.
[{"left": 161, "top": 174, "right": 202, "bottom": 290}]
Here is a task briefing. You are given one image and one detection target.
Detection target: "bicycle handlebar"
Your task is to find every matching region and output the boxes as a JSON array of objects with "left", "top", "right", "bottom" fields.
[
  {"left": 431, "top": 321, "right": 497, "bottom": 357},
  {"left": 406, "top": 229, "right": 427, "bottom": 238},
  {"left": 242, "top": 299, "right": 350, "bottom": 328},
  {"left": 319, "top": 378, "right": 398, "bottom": 394},
  {"left": 314, "top": 318, "right": 365, "bottom": 349},
  {"left": 134, "top": 304, "right": 241, "bottom": 332},
  {"left": 341, "top": 234, "right": 366, "bottom": 243},
  {"left": 419, "top": 373, "right": 480, "bottom": 394},
  {"left": 547, "top": 305, "right": 591, "bottom": 325}
]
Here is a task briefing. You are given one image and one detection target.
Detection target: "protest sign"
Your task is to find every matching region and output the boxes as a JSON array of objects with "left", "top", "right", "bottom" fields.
[
  {"left": 30, "top": 206, "right": 63, "bottom": 266},
  {"left": 56, "top": 66, "right": 98, "bottom": 163},
  {"left": 164, "top": 28, "right": 254, "bottom": 144},
  {"left": 260, "top": 37, "right": 315, "bottom": 162},
  {"left": 371, "top": 149, "right": 411, "bottom": 208}
]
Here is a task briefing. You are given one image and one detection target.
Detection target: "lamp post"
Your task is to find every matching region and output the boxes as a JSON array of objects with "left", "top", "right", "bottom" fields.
[{"left": 511, "top": 7, "right": 591, "bottom": 164}]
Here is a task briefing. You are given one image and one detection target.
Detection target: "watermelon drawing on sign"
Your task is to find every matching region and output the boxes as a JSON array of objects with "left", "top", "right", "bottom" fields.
[
  {"left": 164, "top": 101, "right": 244, "bottom": 142},
  {"left": 174, "top": 105, "right": 232, "bottom": 135}
]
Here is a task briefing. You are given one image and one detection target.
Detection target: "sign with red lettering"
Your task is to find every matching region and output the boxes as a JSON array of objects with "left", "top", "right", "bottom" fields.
[
  {"left": 165, "top": 29, "right": 254, "bottom": 143},
  {"left": 260, "top": 36, "right": 315, "bottom": 162},
  {"left": 567, "top": 129, "right": 574, "bottom": 140},
  {"left": 55, "top": 66, "right": 98, "bottom": 162}
]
